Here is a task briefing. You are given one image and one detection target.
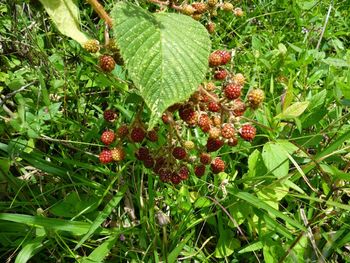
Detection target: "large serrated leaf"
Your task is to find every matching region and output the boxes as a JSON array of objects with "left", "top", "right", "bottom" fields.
[
  {"left": 112, "top": 3, "right": 210, "bottom": 128},
  {"left": 39, "top": 0, "right": 89, "bottom": 45}
]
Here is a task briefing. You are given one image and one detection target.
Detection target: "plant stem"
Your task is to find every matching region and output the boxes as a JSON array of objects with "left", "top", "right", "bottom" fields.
[{"left": 86, "top": 0, "right": 113, "bottom": 28}]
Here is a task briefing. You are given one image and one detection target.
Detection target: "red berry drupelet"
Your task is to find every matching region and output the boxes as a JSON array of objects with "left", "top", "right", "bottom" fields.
[
  {"left": 224, "top": 83, "right": 242, "bottom": 100},
  {"left": 211, "top": 157, "right": 225, "bottom": 174},
  {"left": 101, "top": 130, "right": 115, "bottom": 145},
  {"left": 99, "top": 55, "right": 116, "bottom": 72},
  {"left": 99, "top": 149, "right": 113, "bottom": 164},
  {"left": 240, "top": 124, "right": 256, "bottom": 141}
]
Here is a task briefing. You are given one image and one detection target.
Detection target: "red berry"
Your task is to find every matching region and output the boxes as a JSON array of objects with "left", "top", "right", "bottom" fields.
[
  {"left": 209, "top": 52, "right": 222, "bottom": 67},
  {"left": 143, "top": 156, "right": 155, "bottom": 168},
  {"left": 200, "top": 153, "right": 211, "bottom": 165},
  {"left": 130, "top": 127, "right": 146, "bottom": 143},
  {"left": 211, "top": 157, "right": 225, "bottom": 174},
  {"left": 208, "top": 101, "right": 221, "bottom": 112},
  {"left": 103, "top": 109, "right": 117, "bottom": 122},
  {"left": 233, "top": 99, "right": 246, "bottom": 116},
  {"left": 178, "top": 166, "right": 189, "bottom": 180},
  {"left": 179, "top": 105, "right": 198, "bottom": 126},
  {"left": 240, "top": 124, "right": 256, "bottom": 141},
  {"left": 159, "top": 169, "right": 172, "bottom": 183},
  {"left": 99, "top": 149, "right": 113, "bottom": 164},
  {"left": 117, "top": 124, "right": 129, "bottom": 138},
  {"left": 111, "top": 147, "right": 125, "bottom": 161},
  {"left": 206, "top": 137, "right": 224, "bottom": 152},
  {"left": 221, "top": 123, "right": 235, "bottom": 139},
  {"left": 224, "top": 83, "right": 242, "bottom": 100},
  {"left": 136, "top": 147, "right": 150, "bottom": 161},
  {"left": 99, "top": 55, "right": 116, "bottom": 72},
  {"left": 147, "top": 130, "right": 158, "bottom": 142},
  {"left": 171, "top": 172, "right": 182, "bottom": 184},
  {"left": 206, "top": 22, "right": 216, "bottom": 34},
  {"left": 154, "top": 157, "right": 166, "bottom": 175},
  {"left": 101, "top": 130, "right": 115, "bottom": 145},
  {"left": 217, "top": 50, "right": 231, "bottom": 65},
  {"left": 198, "top": 114, "right": 211, "bottom": 132},
  {"left": 172, "top": 146, "right": 187, "bottom": 160},
  {"left": 194, "top": 165, "right": 206, "bottom": 177},
  {"left": 214, "top": 69, "right": 228, "bottom": 80},
  {"left": 162, "top": 113, "right": 171, "bottom": 124},
  {"left": 227, "top": 137, "right": 238, "bottom": 147}
]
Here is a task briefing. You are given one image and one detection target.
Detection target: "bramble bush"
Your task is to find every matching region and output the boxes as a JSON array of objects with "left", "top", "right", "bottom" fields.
[{"left": 0, "top": 0, "right": 350, "bottom": 262}]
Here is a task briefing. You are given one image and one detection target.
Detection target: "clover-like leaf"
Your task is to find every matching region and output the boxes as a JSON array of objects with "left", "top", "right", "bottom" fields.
[{"left": 112, "top": 3, "right": 211, "bottom": 128}]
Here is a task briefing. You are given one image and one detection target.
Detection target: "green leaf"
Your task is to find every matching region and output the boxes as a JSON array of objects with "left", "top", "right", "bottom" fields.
[
  {"left": 257, "top": 183, "right": 289, "bottom": 210},
  {"left": 80, "top": 235, "right": 118, "bottom": 263},
  {"left": 15, "top": 236, "right": 48, "bottom": 263},
  {"left": 246, "top": 150, "right": 267, "bottom": 178},
  {"left": 322, "top": 57, "right": 349, "bottom": 68},
  {"left": 112, "top": 3, "right": 210, "bottom": 128},
  {"left": 39, "top": 0, "right": 89, "bottom": 45},
  {"left": 214, "top": 230, "right": 240, "bottom": 258},
  {"left": 238, "top": 241, "right": 263, "bottom": 254},
  {"left": 167, "top": 231, "right": 194, "bottom": 263},
  {"left": 276, "top": 101, "right": 309, "bottom": 119},
  {"left": 262, "top": 142, "right": 289, "bottom": 178}
]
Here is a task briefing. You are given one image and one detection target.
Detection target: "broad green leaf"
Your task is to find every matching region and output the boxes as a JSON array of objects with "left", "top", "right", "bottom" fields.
[
  {"left": 80, "top": 235, "right": 118, "bottom": 263},
  {"left": 308, "top": 89, "right": 327, "bottom": 110},
  {"left": 276, "top": 101, "right": 309, "bottom": 119},
  {"left": 214, "top": 230, "right": 240, "bottom": 258},
  {"left": 257, "top": 183, "right": 289, "bottom": 210},
  {"left": 15, "top": 236, "right": 48, "bottom": 263},
  {"left": 322, "top": 57, "right": 349, "bottom": 68},
  {"left": 238, "top": 241, "right": 263, "bottom": 254},
  {"left": 112, "top": 3, "right": 210, "bottom": 128},
  {"left": 246, "top": 149, "right": 267, "bottom": 178},
  {"left": 39, "top": 0, "right": 89, "bottom": 45},
  {"left": 262, "top": 142, "right": 289, "bottom": 178}
]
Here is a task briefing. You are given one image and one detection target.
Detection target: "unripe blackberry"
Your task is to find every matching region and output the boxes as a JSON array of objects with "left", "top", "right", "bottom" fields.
[
  {"left": 206, "top": 22, "right": 216, "bottom": 34},
  {"left": 211, "top": 157, "right": 225, "bottom": 174},
  {"left": 224, "top": 83, "right": 242, "bottom": 100},
  {"left": 99, "top": 149, "right": 113, "bottom": 164},
  {"left": 214, "top": 69, "right": 228, "bottom": 80},
  {"left": 178, "top": 166, "right": 189, "bottom": 180},
  {"left": 83, "top": 39, "right": 100, "bottom": 53},
  {"left": 227, "top": 137, "right": 238, "bottom": 147},
  {"left": 205, "top": 82, "right": 216, "bottom": 92},
  {"left": 248, "top": 89, "right": 265, "bottom": 108},
  {"left": 198, "top": 114, "right": 211, "bottom": 132},
  {"left": 212, "top": 116, "right": 222, "bottom": 127},
  {"left": 234, "top": 73, "right": 245, "bottom": 85},
  {"left": 192, "top": 14, "right": 202, "bottom": 21},
  {"left": 233, "top": 99, "right": 246, "bottom": 116},
  {"left": 209, "top": 127, "right": 221, "bottom": 139},
  {"left": 101, "top": 130, "right": 115, "bottom": 145},
  {"left": 217, "top": 50, "right": 231, "bottom": 65},
  {"left": 147, "top": 130, "right": 158, "bottom": 142},
  {"left": 117, "top": 124, "right": 129, "bottom": 138},
  {"left": 184, "top": 140, "right": 195, "bottom": 150},
  {"left": 206, "top": 137, "right": 224, "bottom": 152},
  {"left": 130, "top": 127, "right": 146, "bottom": 143},
  {"left": 200, "top": 153, "right": 211, "bottom": 165},
  {"left": 179, "top": 105, "right": 198, "bottom": 126},
  {"left": 99, "top": 55, "right": 116, "bottom": 72},
  {"left": 181, "top": 4, "right": 195, "bottom": 15},
  {"left": 209, "top": 52, "right": 222, "bottom": 67},
  {"left": 111, "top": 147, "right": 125, "bottom": 161},
  {"left": 103, "top": 109, "right": 117, "bottom": 123},
  {"left": 222, "top": 2, "right": 234, "bottom": 12},
  {"left": 234, "top": 7, "right": 244, "bottom": 17},
  {"left": 208, "top": 0, "right": 218, "bottom": 7},
  {"left": 136, "top": 147, "right": 150, "bottom": 161},
  {"left": 172, "top": 146, "right": 187, "bottom": 160},
  {"left": 221, "top": 123, "right": 235, "bottom": 139},
  {"left": 194, "top": 165, "right": 206, "bottom": 177},
  {"left": 192, "top": 2, "right": 208, "bottom": 14},
  {"left": 240, "top": 124, "right": 256, "bottom": 141},
  {"left": 208, "top": 101, "right": 221, "bottom": 112}
]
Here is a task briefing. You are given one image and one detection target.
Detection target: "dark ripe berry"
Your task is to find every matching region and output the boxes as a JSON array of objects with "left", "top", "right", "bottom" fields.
[
  {"left": 206, "top": 137, "right": 224, "bottom": 152},
  {"left": 103, "top": 109, "right": 117, "bottom": 122},
  {"left": 101, "top": 130, "right": 115, "bottom": 145},
  {"left": 209, "top": 52, "right": 222, "bottom": 67},
  {"left": 198, "top": 114, "right": 211, "bottom": 132},
  {"left": 194, "top": 165, "right": 206, "bottom": 177},
  {"left": 136, "top": 147, "right": 150, "bottom": 161},
  {"left": 205, "top": 82, "right": 216, "bottom": 91},
  {"left": 181, "top": 4, "right": 195, "bottom": 15},
  {"left": 206, "top": 22, "right": 216, "bottom": 34},
  {"left": 233, "top": 99, "right": 246, "bottom": 116},
  {"left": 184, "top": 140, "right": 195, "bottom": 150},
  {"left": 99, "top": 55, "right": 116, "bottom": 72},
  {"left": 130, "top": 127, "right": 146, "bottom": 143},
  {"left": 224, "top": 83, "right": 242, "bottom": 100},
  {"left": 117, "top": 124, "right": 129, "bottom": 138},
  {"left": 200, "top": 153, "right": 211, "bottom": 165},
  {"left": 147, "top": 130, "right": 158, "bottom": 142},
  {"left": 143, "top": 156, "right": 155, "bottom": 168},
  {"left": 227, "top": 137, "right": 238, "bottom": 147},
  {"left": 208, "top": 101, "right": 221, "bottom": 112},
  {"left": 214, "top": 69, "right": 228, "bottom": 80},
  {"left": 240, "top": 124, "right": 256, "bottom": 141},
  {"left": 111, "top": 147, "right": 125, "bottom": 161},
  {"left": 192, "top": 2, "right": 208, "bottom": 14},
  {"left": 162, "top": 113, "right": 171, "bottom": 124},
  {"left": 222, "top": 2, "right": 234, "bottom": 12},
  {"left": 179, "top": 105, "right": 198, "bottom": 126},
  {"left": 159, "top": 169, "right": 172, "bottom": 183},
  {"left": 178, "top": 166, "right": 189, "bottom": 180},
  {"left": 83, "top": 39, "right": 100, "bottom": 53},
  {"left": 154, "top": 157, "right": 166, "bottom": 174},
  {"left": 221, "top": 123, "right": 235, "bottom": 139},
  {"left": 248, "top": 89, "right": 265, "bottom": 108},
  {"left": 172, "top": 146, "right": 187, "bottom": 160},
  {"left": 209, "top": 127, "right": 221, "bottom": 139},
  {"left": 234, "top": 73, "right": 245, "bottom": 85},
  {"left": 171, "top": 173, "right": 182, "bottom": 184},
  {"left": 99, "top": 149, "right": 113, "bottom": 164},
  {"left": 211, "top": 157, "right": 225, "bottom": 174},
  {"left": 217, "top": 50, "right": 231, "bottom": 65}
]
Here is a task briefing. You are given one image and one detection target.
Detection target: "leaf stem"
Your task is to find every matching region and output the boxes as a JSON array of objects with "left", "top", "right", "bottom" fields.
[{"left": 86, "top": 0, "right": 113, "bottom": 28}]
